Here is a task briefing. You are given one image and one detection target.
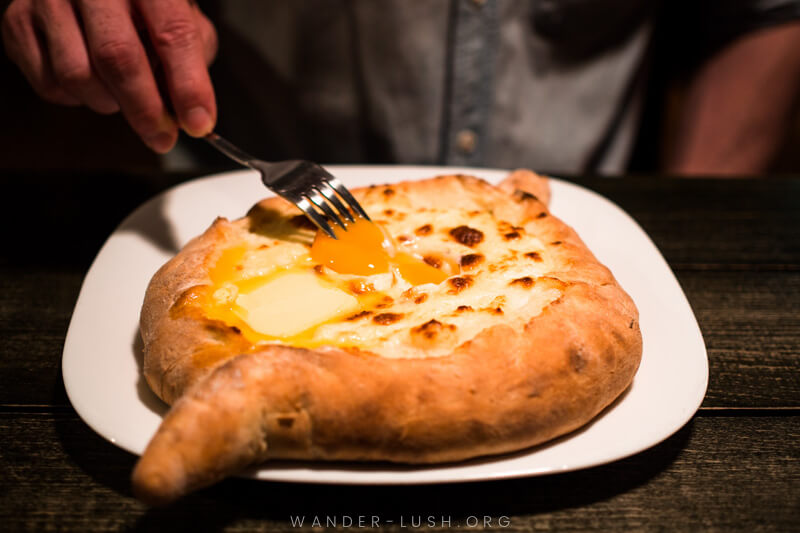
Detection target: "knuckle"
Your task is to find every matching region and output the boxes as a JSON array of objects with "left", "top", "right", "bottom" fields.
[
  {"left": 54, "top": 61, "right": 92, "bottom": 88},
  {"left": 92, "top": 39, "right": 142, "bottom": 82},
  {"left": 2, "top": 2, "right": 27, "bottom": 40},
  {"left": 152, "top": 17, "right": 200, "bottom": 50},
  {"left": 175, "top": 76, "right": 208, "bottom": 103}
]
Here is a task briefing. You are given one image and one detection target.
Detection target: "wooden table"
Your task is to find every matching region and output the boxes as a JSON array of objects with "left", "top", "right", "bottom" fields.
[{"left": 1, "top": 172, "right": 798, "bottom": 531}]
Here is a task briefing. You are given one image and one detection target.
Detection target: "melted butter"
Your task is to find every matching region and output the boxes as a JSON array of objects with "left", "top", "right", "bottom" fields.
[
  {"left": 189, "top": 217, "right": 453, "bottom": 348},
  {"left": 234, "top": 270, "right": 359, "bottom": 337},
  {"left": 199, "top": 251, "right": 363, "bottom": 347},
  {"left": 194, "top": 247, "right": 378, "bottom": 348}
]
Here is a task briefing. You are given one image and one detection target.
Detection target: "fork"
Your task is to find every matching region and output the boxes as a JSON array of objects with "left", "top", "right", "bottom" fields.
[{"left": 204, "top": 132, "right": 370, "bottom": 238}]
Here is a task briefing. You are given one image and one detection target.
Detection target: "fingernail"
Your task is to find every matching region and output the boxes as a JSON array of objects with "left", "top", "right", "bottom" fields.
[
  {"left": 145, "top": 132, "right": 175, "bottom": 153},
  {"left": 183, "top": 106, "right": 213, "bottom": 136}
]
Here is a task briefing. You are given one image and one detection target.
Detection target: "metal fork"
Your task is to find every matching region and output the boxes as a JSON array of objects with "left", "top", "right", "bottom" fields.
[{"left": 204, "top": 132, "right": 370, "bottom": 238}]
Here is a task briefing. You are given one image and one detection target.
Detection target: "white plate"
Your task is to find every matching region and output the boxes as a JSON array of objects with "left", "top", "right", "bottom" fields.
[{"left": 62, "top": 166, "right": 707, "bottom": 484}]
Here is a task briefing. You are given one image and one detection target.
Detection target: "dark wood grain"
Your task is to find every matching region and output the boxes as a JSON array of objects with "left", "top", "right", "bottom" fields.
[
  {"left": 676, "top": 270, "right": 800, "bottom": 408},
  {"left": 578, "top": 177, "right": 800, "bottom": 268},
  {"left": 1, "top": 412, "right": 797, "bottom": 532},
  {"left": 0, "top": 268, "right": 81, "bottom": 408}
]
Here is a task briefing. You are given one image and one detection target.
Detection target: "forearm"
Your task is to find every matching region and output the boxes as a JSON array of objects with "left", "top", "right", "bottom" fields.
[{"left": 667, "top": 21, "right": 800, "bottom": 176}]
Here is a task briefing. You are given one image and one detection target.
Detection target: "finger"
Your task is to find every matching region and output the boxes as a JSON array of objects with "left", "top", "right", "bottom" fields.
[
  {"left": 2, "top": 0, "right": 79, "bottom": 105},
  {"left": 137, "top": 0, "right": 216, "bottom": 137},
  {"left": 78, "top": 0, "right": 177, "bottom": 153},
  {"left": 33, "top": 0, "right": 119, "bottom": 114},
  {"left": 190, "top": 3, "right": 217, "bottom": 65}
]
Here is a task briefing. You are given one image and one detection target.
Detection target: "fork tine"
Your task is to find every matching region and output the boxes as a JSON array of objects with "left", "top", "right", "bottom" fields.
[
  {"left": 296, "top": 197, "right": 336, "bottom": 238},
  {"left": 203, "top": 134, "right": 368, "bottom": 233},
  {"left": 327, "top": 177, "right": 371, "bottom": 220},
  {"left": 307, "top": 190, "right": 347, "bottom": 231},
  {"left": 318, "top": 181, "right": 355, "bottom": 223}
]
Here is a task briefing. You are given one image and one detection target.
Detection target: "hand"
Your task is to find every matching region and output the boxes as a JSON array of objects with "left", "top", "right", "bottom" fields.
[{"left": 2, "top": 0, "right": 218, "bottom": 153}]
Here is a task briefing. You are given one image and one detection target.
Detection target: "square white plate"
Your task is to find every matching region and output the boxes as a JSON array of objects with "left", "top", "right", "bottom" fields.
[{"left": 62, "top": 166, "right": 707, "bottom": 484}]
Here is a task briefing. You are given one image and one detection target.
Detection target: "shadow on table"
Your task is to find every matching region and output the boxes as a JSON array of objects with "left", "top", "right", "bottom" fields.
[
  {"left": 54, "top": 356, "right": 690, "bottom": 529},
  {"left": 53, "top": 389, "right": 693, "bottom": 529},
  {"left": 117, "top": 190, "right": 181, "bottom": 255},
  {"left": 127, "top": 421, "right": 692, "bottom": 530}
]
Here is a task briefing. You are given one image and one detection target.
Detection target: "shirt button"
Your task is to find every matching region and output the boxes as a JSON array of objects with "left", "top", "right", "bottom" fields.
[{"left": 456, "top": 129, "right": 478, "bottom": 155}]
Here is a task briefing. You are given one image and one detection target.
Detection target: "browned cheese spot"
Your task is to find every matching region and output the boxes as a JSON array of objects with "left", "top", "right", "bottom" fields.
[
  {"left": 373, "top": 312, "right": 403, "bottom": 325},
  {"left": 536, "top": 212, "right": 548, "bottom": 219},
  {"left": 230, "top": 326, "right": 242, "bottom": 335},
  {"left": 499, "top": 221, "right": 524, "bottom": 233},
  {"left": 414, "top": 294, "right": 428, "bottom": 304},
  {"left": 348, "top": 280, "right": 375, "bottom": 294},
  {"left": 397, "top": 235, "right": 412, "bottom": 244},
  {"left": 313, "top": 264, "right": 326, "bottom": 276},
  {"left": 423, "top": 255, "right": 443, "bottom": 269},
  {"left": 493, "top": 307, "right": 504, "bottom": 315},
  {"left": 383, "top": 209, "right": 395, "bottom": 216},
  {"left": 448, "top": 276, "right": 474, "bottom": 294},
  {"left": 375, "top": 295, "right": 395, "bottom": 309},
  {"left": 383, "top": 187, "right": 395, "bottom": 197},
  {"left": 503, "top": 231, "right": 521, "bottom": 241},
  {"left": 411, "top": 319, "right": 456, "bottom": 340},
  {"left": 460, "top": 253, "right": 484, "bottom": 269},
  {"left": 551, "top": 240, "right": 562, "bottom": 246},
  {"left": 346, "top": 310, "right": 373, "bottom": 321},
  {"left": 415, "top": 224, "right": 433, "bottom": 236},
  {"left": 456, "top": 305, "right": 473, "bottom": 312},
  {"left": 525, "top": 251, "right": 542, "bottom": 262},
  {"left": 510, "top": 276, "right": 534, "bottom": 288},
  {"left": 290, "top": 214, "right": 317, "bottom": 231},
  {"left": 629, "top": 319, "right": 635, "bottom": 329},
  {"left": 235, "top": 264, "right": 244, "bottom": 271},
  {"left": 258, "top": 244, "right": 270, "bottom": 250},
  {"left": 449, "top": 225, "right": 484, "bottom": 247}
]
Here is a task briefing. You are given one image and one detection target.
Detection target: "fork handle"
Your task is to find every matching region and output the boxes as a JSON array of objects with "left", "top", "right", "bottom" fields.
[{"left": 204, "top": 132, "right": 256, "bottom": 168}]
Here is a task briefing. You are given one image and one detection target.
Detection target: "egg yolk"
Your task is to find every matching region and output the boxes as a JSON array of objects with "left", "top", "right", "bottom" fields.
[{"left": 310, "top": 218, "right": 448, "bottom": 285}]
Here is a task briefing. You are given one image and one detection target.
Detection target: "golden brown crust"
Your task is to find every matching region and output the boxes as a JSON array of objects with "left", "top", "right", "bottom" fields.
[{"left": 132, "top": 171, "right": 641, "bottom": 505}]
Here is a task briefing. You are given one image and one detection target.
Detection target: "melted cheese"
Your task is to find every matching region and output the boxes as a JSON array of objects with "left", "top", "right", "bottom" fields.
[{"left": 194, "top": 201, "right": 563, "bottom": 358}]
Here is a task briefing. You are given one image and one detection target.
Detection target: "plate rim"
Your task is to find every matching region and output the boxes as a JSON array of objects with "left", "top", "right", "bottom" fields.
[{"left": 62, "top": 165, "right": 708, "bottom": 485}]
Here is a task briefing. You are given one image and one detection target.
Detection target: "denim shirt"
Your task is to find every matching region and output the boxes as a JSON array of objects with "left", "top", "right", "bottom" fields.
[{"left": 210, "top": 0, "right": 800, "bottom": 174}]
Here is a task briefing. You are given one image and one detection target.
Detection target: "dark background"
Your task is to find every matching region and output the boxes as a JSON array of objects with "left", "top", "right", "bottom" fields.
[{"left": 1, "top": 1, "right": 799, "bottom": 174}]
